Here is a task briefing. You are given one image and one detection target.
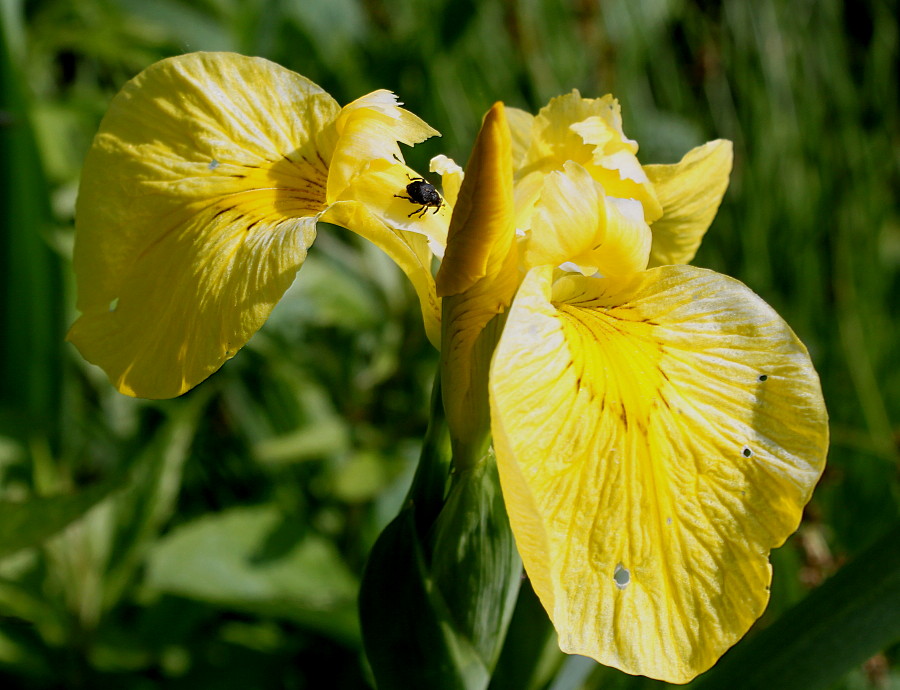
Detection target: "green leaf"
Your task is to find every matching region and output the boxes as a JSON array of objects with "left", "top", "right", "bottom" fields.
[
  {"left": 430, "top": 450, "right": 522, "bottom": 671},
  {"left": 489, "top": 579, "right": 564, "bottom": 690},
  {"left": 143, "top": 505, "right": 359, "bottom": 643},
  {"left": 102, "top": 393, "right": 210, "bottom": 608},
  {"left": 694, "top": 520, "right": 900, "bottom": 690},
  {"left": 0, "top": 7, "right": 63, "bottom": 436},
  {"left": 0, "top": 479, "right": 123, "bottom": 560},
  {"left": 359, "top": 505, "right": 490, "bottom": 690}
]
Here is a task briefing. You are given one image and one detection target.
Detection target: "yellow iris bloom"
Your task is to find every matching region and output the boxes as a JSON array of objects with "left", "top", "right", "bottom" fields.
[
  {"left": 439, "top": 102, "right": 828, "bottom": 682},
  {"left": 69, "top": 52, "right": 829, "bottom": 684},
  {"left": 68, "top": 52, "right": 450, "bottom": 398}
]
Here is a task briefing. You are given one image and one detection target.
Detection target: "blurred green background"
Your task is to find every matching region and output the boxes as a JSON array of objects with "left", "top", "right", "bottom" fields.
[{"left": 1, "top": 0, "right": 898, "bottom": 687}]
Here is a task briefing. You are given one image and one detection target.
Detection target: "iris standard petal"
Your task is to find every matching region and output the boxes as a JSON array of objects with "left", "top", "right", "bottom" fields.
[
  {"left": 524, "top": 161, "right": 651, "bottom": 277},
  {"left": 68, "top": 52, "right": 341, "bottom": 398},
  {"left": 489, "top": 264, "right": 828, "bottom": 683},
  {"left": 645, "top": 140, "right": 734, "bottom": 267}
]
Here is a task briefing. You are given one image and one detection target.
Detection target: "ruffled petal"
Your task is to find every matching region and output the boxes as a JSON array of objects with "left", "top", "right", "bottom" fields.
[
  {"left": 490, "top": 264, "right": 828, "bottom": 683},
  {"left": 645, "top": 140, "right": 733, "bottom": 267},
  {"left": 514, "top": 91, "right": 663, "bottom": 227},
  {"left": 327, "top": 90, "right": 440, "bottom": 203},
  {"left": 68, "top": 52, "right": 340, "bottom": 398}
]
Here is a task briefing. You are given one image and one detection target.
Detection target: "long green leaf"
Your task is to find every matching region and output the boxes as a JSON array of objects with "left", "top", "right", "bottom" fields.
[{"left": 695, "top": 521, "right": 900, "bottom": 690}]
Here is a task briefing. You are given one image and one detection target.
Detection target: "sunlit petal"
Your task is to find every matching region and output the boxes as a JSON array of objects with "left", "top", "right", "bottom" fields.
[
  {"left": 68, "top": 52, "right": 339, "bottom": 398},
  {"left": 525, "top": 162, "right": 651, "bottom": 276},
  {"left": 645, "top": 140, "right": 733, "bottom": 266},
  {"left": 437, "top": 103, "right": 519, "bottom": 460},
  {"left": 326, "top": 90, "right": 440, "bottom": 203},
  {"left": 490, "top": 265, "right": 828, "bottom": 683},
  {"left": 505, "top": 106, "right": 535, "bottom": 168},
  {"left": 436, "top": 103, "right": 517, "bottom": 299},
  {"left": 430, "top": 154, "right": 464, "bottom": 209}
]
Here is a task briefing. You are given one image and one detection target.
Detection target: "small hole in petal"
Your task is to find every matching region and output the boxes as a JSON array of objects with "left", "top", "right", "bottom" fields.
[
  {"left": 613, "top": 563, "right": 630, "bottom": 590},
  {"left": 209, "top": 159, "right": 220, "bottom": 170},
  {"left": 758, "top": 374, "right": 768, "bottom": 382},
  {"left": 666, "top": 517, "right": 673, "bottom": 525},
  {"left": 742, "top": 447, "right": 753, "bottom": 458}
]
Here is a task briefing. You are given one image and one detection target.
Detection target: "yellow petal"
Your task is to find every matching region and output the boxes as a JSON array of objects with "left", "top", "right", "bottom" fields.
[
  {"left": 69, "top": 52, "right": 340, "bottom": 398},
  {"left": 320, "top": 199, "right": 442, "bottom": 347},
  {"left": 429, "top": 154, "right": 464, "bottom": 209},
  {"left": 645, "top": 139, "right": 733, "bottom": 267},
  {"left": 490, "top": 265, "right": 828, "bottom": 683},
  {"left": 326, "top": 90, "right": 440, "bottom": 204},
  {"left": 515, "top": 91, "right": 663, "bottom": 225},
  {"left": 524, "top": 161, "right": 651, "bottom": 277},
  {"left": 436, "top": 103, "right": 517, "bottom": 299},
  {"left": 505, "top": 106, "right": 535, "bottom": 168},
  {"left": 436, "top": 102, "right": 519, "bottom": 463}
]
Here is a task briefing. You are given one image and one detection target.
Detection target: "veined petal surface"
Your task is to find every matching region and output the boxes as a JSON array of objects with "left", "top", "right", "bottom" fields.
[
  {"left": 645, "top": 140, "right": 733, "bottom": 267},
  {"left": 69, "top": 52, "right": 341, "bottom": 398},
  {"left": 489, "top": 265, "right": 828, "bottom": 683}
]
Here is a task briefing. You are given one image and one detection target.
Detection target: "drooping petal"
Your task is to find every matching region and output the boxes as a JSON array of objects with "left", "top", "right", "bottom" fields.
[
  {"left": 645, "top": 140, "right": 733, "bottom": 267},
  {"left": 68, "top": 52, "right": 341, "bottom": 398},
  {"left": 524, "top": 161, "right": 651, "bottom": 277},
  {"left": 489, "top": 264, "right": 828, "bottom": 683}
]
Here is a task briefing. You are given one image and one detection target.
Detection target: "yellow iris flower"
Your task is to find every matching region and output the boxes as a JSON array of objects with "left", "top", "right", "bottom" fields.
[
  {"left": 68, "top": 52, "right": 449, "bottom": 398},
  {"left": 69, "top": 52, "right": 828, "bottom": 684},
  {"left": 439, "top": 103, "right": 828, "bottom": 682}
]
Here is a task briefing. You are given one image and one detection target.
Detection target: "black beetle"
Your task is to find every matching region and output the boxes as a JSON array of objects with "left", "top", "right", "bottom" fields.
[{"left": 394, "top": 177, "right": 443, "bottom": 218}]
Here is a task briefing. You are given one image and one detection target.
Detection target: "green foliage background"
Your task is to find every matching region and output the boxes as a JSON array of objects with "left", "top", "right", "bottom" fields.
[{"left": 1, "top": 0, "right": 898, "bottom": 687}]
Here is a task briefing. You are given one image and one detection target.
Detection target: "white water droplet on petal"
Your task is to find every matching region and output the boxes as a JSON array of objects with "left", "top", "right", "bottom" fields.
[{"left": 613, "top": 563, "right": 630, "bottom": 590}]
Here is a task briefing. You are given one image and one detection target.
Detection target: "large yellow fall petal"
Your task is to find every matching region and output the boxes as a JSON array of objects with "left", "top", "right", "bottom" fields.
[
  {"left": 489, "top": 265, "right": 828, "bottom": 683},
  {"left": 68, "top": 52, "right": 340, "bottom": 398},
  {"left": 645, "top": 140, "right": 733, "bottom": 267}
]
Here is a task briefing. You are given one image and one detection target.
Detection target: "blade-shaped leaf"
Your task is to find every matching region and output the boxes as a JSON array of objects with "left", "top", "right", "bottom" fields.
[{"left": 694, "top": 520, "right": 900, "bottom": 690}]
